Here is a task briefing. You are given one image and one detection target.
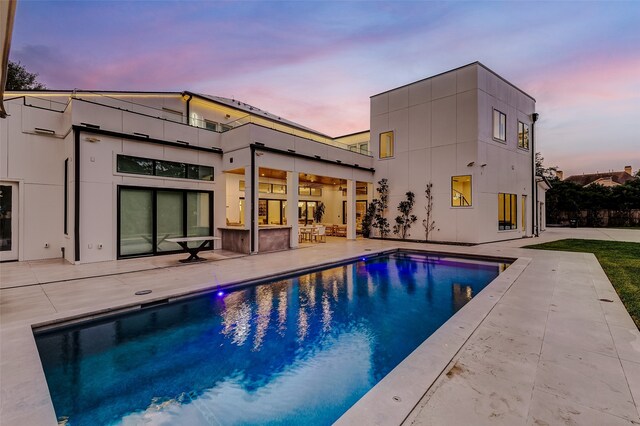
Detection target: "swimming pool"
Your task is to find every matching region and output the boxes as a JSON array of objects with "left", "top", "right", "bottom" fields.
[{"left": 35, "top": 250, "right": 509, "bottom": 425}]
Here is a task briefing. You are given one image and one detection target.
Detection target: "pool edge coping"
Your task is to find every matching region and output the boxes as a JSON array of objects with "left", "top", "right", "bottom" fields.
[
  {"left": 334, "top": 256, "right": 531, "bottom": 426},
  {"left": 0, "top": 247, "right": 525, "bottom": 426}
]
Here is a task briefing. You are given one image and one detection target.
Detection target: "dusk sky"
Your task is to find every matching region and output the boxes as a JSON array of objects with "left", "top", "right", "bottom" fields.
[{"left": 10, "top": 1, "right": 640, "bottom": 177}]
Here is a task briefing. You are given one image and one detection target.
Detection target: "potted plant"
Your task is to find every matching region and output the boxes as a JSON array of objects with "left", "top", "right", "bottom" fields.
[{"left": 313, "top": 202, "right": 326, "bottom": 223}]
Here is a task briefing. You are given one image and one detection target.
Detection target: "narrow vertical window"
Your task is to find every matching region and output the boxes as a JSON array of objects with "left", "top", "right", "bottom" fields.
[
  {"left": 451, "top": 176, "right": 472, "bottom": 207},
  {"left": 64, "top": 159, "right": 69, "bottom": 235},
  {"left": 379, "top": 131, "right": 394, "bottom": 158},
  {"left": 498, "top": 193, "right": 517, "bottom": 230},
  {"left": 493, "top": 109, "right": 506, "bottom": 142},
  {"left": 518, "top": 121, "right": 530, "bottom": 150}
]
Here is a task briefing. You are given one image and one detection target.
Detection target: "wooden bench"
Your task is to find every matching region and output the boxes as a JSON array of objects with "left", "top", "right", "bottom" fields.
[{"left": 166, "top": 236, "right": 221, "bottom": 263}]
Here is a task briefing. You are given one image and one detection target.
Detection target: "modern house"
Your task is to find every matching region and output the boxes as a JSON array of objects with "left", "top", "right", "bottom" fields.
[
  {"left": 561, "top": 166, "right": 636, "bottom": 187},
  {"left": 0, "top": 62, "right": 544, "bottom": 263},
  {"left": 370, "top": 62, "right": 541, "bottom": 243}
]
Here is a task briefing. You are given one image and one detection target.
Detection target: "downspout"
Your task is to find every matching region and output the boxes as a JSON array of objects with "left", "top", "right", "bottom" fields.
[
  {"left": 184, "top": 92, "right": 193, "bottom": 125},
  {"left": 74, "top": 129, "right": 81, "bottom": 261},
  {"left": 250, "top": 145, "right": 256, "bottom": 253},
  {"left": 531, "top": 112, "right": 539, "bottom": 237}
]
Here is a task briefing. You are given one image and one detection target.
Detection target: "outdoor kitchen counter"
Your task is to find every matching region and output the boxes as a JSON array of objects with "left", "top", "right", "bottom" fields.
[{"left": 218, "top": 226, "right": 291, "bottom": 254}]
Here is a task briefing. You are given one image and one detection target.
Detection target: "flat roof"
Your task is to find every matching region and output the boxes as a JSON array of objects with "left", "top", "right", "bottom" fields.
[{"left": 370, "top": 61, "right": 535, "bottom": 102}]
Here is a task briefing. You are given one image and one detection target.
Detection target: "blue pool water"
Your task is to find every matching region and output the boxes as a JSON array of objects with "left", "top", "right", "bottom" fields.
[{"left": 36, "top": 251, "right": 508, "bottom": 426}]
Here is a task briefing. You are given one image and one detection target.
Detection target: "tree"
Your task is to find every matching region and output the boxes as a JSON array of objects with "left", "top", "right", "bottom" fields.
[
  {"left": 372, "top": 178, "right": 390, "bottom": 238},
  {"left": 393, "top": 191, "right": 417, "bottom": 239},
  {"left": 5, "top": 61, "right": 46, "bottom": 90},
  {"left": 535, "top": 152, "right": 558, "bottom": 178},
  {"left": 422, "top": 182, "right": 435, "bottom": 241},
  {"left": 361, "top": 202, "right": 377, "bottom": 238}
]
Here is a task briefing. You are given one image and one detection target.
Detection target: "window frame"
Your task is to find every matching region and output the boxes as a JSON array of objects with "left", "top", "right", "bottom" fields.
[
  {"left": 498, "top": 193, "right": 518, "bottom": 231},
  {"left": 451, "top": 175, "right": 473, "bottom": 207},
  {"left": 492, "top": 109, "right": 507, "bottom": 142},
  {"left": 379, "top": 130, "right": 395, "bottom": 159},
  {"left": 116, "top": 185, "right": 214, "bottom": 259},
  {"left": 116, "top": 154, "right": 214, "bottom": 182},
  {"left": 517, "top": 120, "right": 530, "bottom": 150}
]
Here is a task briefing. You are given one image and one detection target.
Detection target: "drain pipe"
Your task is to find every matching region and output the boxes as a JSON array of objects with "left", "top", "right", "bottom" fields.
[
  {"left": 184, "top": 92, "right": 193, "bottom": 125},
  {"left": 531, "top": 112, "right": 539, "bottom": 237}
]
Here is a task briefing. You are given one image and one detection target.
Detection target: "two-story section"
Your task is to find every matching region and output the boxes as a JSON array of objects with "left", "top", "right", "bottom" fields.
[
  {"left": 370, "top": 62, "right": 537, "bottom": 243},
  {"left": 1, "top": 90, "right": 374, "bottom": 263}
]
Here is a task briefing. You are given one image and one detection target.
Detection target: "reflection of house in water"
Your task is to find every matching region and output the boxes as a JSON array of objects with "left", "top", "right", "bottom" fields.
[{"left": 452, "top": 283, "right": 474, "bottom": 312}]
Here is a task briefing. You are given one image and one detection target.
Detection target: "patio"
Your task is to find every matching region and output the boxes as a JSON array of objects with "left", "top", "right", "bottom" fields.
[{"left": 1, "top": 228, "right": 639, "bottom": 425}]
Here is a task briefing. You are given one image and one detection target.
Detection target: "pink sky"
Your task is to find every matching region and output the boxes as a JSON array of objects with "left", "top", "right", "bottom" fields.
[{"left": 10, "top": 1, "right": 640, "bottom": 177}]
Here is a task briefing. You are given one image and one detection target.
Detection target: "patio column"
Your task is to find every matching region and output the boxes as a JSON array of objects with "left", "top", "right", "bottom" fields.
[
  {"left": 287, "top": 171, "right": 299, "bottom": 248},
  {"left": 346, "top": 179, "right": 356, "bottom": 240},
  {"left": 244, "top": 164, "right": 259, "bottom": 253}
]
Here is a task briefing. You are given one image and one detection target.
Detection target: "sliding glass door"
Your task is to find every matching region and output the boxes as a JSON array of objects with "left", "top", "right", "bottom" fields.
[
  {"left": 118, "top": 187, "right": 213, "bottom": 258},
  {"left": 119, "top": 188, "right": 154, "bottom": 256}
]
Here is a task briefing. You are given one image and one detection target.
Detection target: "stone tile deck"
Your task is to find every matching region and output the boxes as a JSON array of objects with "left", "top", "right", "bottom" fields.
[{"left": 1, "top": 229, "right": 639, "bottom": 425}]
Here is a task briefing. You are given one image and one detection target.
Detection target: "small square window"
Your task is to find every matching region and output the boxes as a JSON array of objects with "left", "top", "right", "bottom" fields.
[
  {"left": 379, "top": 131, "right": 394, "bottom": 158},
  {"left": 493, "top": 109, "right": 506, "bottom": 142}
]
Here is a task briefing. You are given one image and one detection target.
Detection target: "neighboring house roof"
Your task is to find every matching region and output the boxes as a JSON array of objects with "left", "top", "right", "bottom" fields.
[
  {"left": 564, "top": 171, "right": 636, "bottom": 186},
  {"left": 186, "top": 91, "right": 333, "bottom": 138}
]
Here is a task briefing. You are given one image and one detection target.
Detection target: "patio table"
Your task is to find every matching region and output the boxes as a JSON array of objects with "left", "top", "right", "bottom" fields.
[{"left": 166, "top": 236, "right": 221, "bottom": 263}]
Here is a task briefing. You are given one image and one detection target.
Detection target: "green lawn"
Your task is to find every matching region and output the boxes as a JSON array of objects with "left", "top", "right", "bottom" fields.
[{"left": 524, "top": 239, "right": 640, "bottom": 329}]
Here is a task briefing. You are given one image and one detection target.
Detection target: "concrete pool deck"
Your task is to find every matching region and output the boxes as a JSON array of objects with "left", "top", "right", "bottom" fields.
[{"left": 1, "top": 228, "right": 639, "bottom": 425}]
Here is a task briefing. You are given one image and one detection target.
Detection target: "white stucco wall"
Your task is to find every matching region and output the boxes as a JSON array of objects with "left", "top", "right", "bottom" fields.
[{"left": 370, "top": 63, "right": 536, "bottom": 243}]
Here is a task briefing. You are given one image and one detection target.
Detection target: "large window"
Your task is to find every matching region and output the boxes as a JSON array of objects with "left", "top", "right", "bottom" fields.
[
  {"left": 298, "top": 201, "right": 318, "bottom": 225},
  {"left": 518, "top": 121, "right": 530, "bottom": 150},
  {"left": 451, "top": 176, "right": 472, "bottom": 207},
  {"left": 498, "top": 193, "right": 517, "bottom": 230},
  {"left": 257, "top": 199, "right": 287, "bottom": 225},
  {"left": 117, "top": 155, "right": 213, "bottom": 181},
  {"left": 118, "top": 187, "right": 213, "bottom": 258},
  {"left": 493, "top": 109, "right": 506, "bottom": 142},
  {"left": 379, "top": 131, "right": 394, "bottom": 158}
]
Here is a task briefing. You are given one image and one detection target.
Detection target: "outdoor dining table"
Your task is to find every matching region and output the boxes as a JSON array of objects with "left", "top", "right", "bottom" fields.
[{"left": 166, "top": 236, "right": 221, "bottom": 263}]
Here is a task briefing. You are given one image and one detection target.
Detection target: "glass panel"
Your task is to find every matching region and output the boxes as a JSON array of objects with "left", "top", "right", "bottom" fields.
[
  {"left": 523, "top": 123, "right": 529, "bottom": 149},
  {"left": 204, "top": 120, "right": 218, "bottom": 131},
  {"left": 156, "top": 160, "right": 186, "bottom": 179},
  {"left": 493, "top": 110, "right": 506, "bottom": 141},
  {"left": 120, "top": 189, "right": 153, "bottom": 256},
  {"left": 187, "top": 165, "right": 214, "bottom": 181},
  {"left": 379, "top": 131, "right": 394, "bottom": 158},
  {"left": 187, "top": 192, "right": 211, "bottom": 247},
  {"left": 522, "top": 195, "right": 527, "bottom": 230},
  {"left": 307, "top": 202, "right": 317, "bottom": 224},
  {"left": 239, "top": 199, "right": 245, "bottom": 224},
  {"left": 157, "top": 191, "right": 184, "bottom": 252},
  {"left": 239, "top": 180, "right": 245, "bottom": 191},
  {"left": 0, "top": 185, "right": 12, "bottom": 251},
  {"left": 298, "top": 201, "right": 307, "bottom": 224},
  {"left": 258, "top": 200, "right": 267, "bottom": 225},
  {"left": 498, "top": 193, "right": 505, "bottom": 230},
  {"left": 451, "top": 176, "right": 472, "bottom": 207},
  {"left": 518, "top": 122, "right": 524, "bottom": 148},
  {"left": 117, "top": 155, "right": 153, "bottom": 175},
  {"left": 267, "top": 200, "right": 282, "bottom": 225},
  {"left": 272, "top": 184, "right": 286, "bottom": 194},
  {"left": 310, "top": 187, "right": 322, "bottom": 196},
  {"left": 259, "top": 183, "right": 271, "bottom": 194},
  {"left": 359, "top": 143, "right": 368, "bottom": 154},
  {"left": 511, "top": 194, "right": 518, "bottom": 229},
  {"left": 299, "top": 187, "right": 311, "bottom": 196},
  {"left": 356, "top": 201, "right": 367, "bottom": 226},
  {"left": 282, "top": 201, "right": 287, "bottom": 225}
]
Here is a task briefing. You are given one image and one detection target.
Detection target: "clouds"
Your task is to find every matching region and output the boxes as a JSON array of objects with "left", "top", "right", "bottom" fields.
[{"left": 9, "top": 1, "right": 640, "bottom": 175}]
